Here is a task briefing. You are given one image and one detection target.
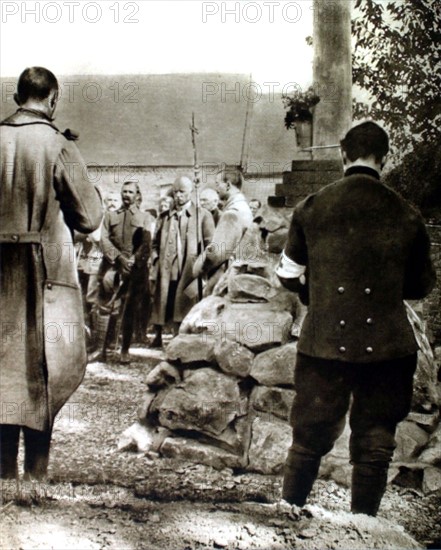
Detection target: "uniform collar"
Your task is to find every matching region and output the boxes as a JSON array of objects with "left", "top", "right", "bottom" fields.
[
  {"left": 118, "top": 204, "right": 139, "bottom": 214},
  {"left": 17, "top": 107, "right": 55, "bottom": 122},
  {"left": 344, "top": 166, "right": 380, "bottom": 180},
  {"left": 1, "top": 108, "right": 58, "bottom": 129},
  {"left": 170, "top": 201, "right": 192, "bottom": 218}
]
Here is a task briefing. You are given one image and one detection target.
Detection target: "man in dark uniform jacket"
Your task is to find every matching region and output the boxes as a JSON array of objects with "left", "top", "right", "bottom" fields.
[
  {"left": 100, "top": 181, "right": 151, "bottom": 363},
  {"left": 276, "top": 121, "right": 436, "bottom": 516}
]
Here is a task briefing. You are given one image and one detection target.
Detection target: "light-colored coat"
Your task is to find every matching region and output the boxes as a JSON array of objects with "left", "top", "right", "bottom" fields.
[
  {"left": 151, "top": 203, "right": 214, "bottom": 324},
  {"left": 195, "top": 192, "right": 253, "bottom": 292},
  {"left": 0, "top": 109, "right": 103, "bottom": 430}
]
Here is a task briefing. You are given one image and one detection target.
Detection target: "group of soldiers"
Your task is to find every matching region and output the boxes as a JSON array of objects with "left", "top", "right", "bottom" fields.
[
  {"left": 77, "top": 171, "right": 258, "bottom": 363},
  {"left": 2, "top": 66, "right": 437, "bottom": 521}
]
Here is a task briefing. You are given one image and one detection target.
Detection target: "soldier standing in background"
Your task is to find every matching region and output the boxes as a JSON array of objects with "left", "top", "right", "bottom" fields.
[
  {"left": 193, "top": 168, "right": 253, "bottom": 295},
  {"left": 200, "top": 187, "right": 221, "bottom": 226},
  {"left": 99, "top": 181, "right": 152, "bottom": 363},
  {"left": 150, "top": 176, "right": 214, "bottom": 347}
]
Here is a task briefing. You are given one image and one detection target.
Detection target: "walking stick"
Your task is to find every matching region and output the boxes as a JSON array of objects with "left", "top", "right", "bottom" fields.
[{"left": 190, "top": 112, "right": 204, "bottom": 301}]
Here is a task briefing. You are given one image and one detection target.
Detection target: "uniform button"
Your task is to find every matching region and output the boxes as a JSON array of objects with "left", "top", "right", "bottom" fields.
[
  {"left": 340, "top": 320, "right": 346, "bottom": 327},
  {"left": 47, "top": 283, "right": 52, "bottom": 290},
  {"left": 366, "top": 346, "right": 373, "bottom": 353},
  {"left": 365, "top": 288, "right": 372, "bottom": 295},
  {"left": 366, "top": 318, "right": 373, "bottom": 325},
  {"left": 11, "top": 234, "right": 19, "bottom": 242},
  {"left": 339, "top": 346, "right": 346, "bottom": 353},
  {"left": 338, "top": 286, "right": 345, "bottom": 294}
]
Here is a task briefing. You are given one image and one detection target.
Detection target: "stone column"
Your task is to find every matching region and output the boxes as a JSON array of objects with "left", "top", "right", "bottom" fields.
[
  {"left": 269, "top": 0, "right": 353, "bottom": 207},
  {"left": 312, "top": 0, "right": 352, "bottom": 159}
]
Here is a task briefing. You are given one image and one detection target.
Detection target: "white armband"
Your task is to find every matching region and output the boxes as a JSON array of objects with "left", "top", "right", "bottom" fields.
[{"left": 275, "top": 250, "right": 306, "bottom": 284}]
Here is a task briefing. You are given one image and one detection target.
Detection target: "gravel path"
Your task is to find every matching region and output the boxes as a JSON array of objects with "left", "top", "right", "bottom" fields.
[{"left": 1, "top": 351, "right": 440, "bottom": 549}]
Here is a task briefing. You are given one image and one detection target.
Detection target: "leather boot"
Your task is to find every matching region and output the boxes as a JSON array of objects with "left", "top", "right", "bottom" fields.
[
  {"left": 0, "top": 425, "right": 20, "bottom": 479},
  {"left": 351, "top": 463, "right": 388, "bottom": 516},
  {"left": 282, "top": 453, "right": 321, "bottom": 507}
]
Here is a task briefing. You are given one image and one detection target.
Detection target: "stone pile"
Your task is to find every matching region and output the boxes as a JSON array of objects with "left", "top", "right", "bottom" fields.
[{"left": 123, "top": 215, "right": 441, "bottom": 494}]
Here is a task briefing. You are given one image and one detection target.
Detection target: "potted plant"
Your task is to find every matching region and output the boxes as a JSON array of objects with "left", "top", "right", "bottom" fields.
[{"left": 283, "top": 86, "right": 320, "bottom": 148}]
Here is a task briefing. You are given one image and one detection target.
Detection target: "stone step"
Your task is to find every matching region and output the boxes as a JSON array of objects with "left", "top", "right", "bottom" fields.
[
  {"left": 282, "top": 170, "right": 341, "bottom": 185},
  {"left": 276, "top": 182, "right": 324, "bottom": 197},
  {"left": 291, "top": 159, "right": 343, "bottom": 171}
]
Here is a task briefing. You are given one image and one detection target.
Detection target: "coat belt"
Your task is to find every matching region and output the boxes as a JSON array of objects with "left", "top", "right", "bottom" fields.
[{"left": 0, "top": 232, "right": 41, "bottom": 244}]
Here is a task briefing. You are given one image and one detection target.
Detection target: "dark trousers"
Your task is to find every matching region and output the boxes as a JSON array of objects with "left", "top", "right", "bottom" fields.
[
  {"left": 0, "top": 424, "right": 53, "bottom": 479},
  {"left": 121, "top": 267, "right": 150, "bottom": 353},
  {"left": 283, "top": 352, "right": 417, "bottom": 516}
]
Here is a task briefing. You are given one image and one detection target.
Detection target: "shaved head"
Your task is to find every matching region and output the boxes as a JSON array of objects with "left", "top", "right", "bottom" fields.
[
  {"left": 173, "top": 176, "right": 193, "bottom": 192},
  {"left": 173, "top": 176, "right": 193, "bottom": 208},
  {"left": 200, "top": 188, "right": 219, "bottom": 211}
]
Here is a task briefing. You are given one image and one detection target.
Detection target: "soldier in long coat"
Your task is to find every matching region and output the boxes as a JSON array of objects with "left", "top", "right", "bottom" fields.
[
  {"left": 276, "top": 121, "right": 436, "bottom": 516},
  {"left": 0, "top": 67, "right": 103, "bottom": 479},
  {"left": 150, "top": 177, "right": 214, "bottom": 345}
]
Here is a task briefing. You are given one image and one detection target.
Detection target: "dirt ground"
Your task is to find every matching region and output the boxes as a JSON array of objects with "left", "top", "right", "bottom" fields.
[{"left": 1, "top": 349, "right": 440, "bottom": 550}]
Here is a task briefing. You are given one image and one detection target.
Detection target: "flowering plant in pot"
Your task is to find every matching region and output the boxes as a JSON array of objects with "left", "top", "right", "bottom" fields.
[
  {"left": 283, "top": 86, "right": 320, "bottom": 148},
  {"left": 283, "top": 85, "right": 321, "bottom": 127}
]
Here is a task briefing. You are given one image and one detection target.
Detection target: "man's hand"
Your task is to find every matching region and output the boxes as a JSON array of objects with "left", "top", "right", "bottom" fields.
[{"left": 116, "top": 254, "right": 134, "bottom": 276}]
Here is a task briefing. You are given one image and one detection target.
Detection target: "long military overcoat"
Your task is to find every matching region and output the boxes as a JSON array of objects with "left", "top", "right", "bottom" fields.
[
  {"left": 0, "top": 109, "right": 103, "bottom": 430},
  {"left": 151, "top": 203, "right": 214, "bottom": 324}
]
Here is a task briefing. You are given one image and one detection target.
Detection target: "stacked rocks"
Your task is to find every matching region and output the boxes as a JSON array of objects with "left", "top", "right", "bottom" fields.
[
  {"left": 134, "top": 239, "right": 300, "bottom": 473},
  {"left": 130, "top": 221, "right": 441, "bottom": 491}
]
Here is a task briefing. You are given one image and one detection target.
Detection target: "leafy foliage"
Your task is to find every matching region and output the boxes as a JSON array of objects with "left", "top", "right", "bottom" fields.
[
  {"left": 352, "top": 0, "right": 441, "bottom": 156},
  {"left": 383, "top": 141, "right": 441, "bottom": 221}
]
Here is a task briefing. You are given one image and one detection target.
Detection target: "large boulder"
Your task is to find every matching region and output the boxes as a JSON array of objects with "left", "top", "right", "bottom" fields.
[
  {"left": 160, "top": 436, "right": 242, "bottom": 470},
  {"left": 247, "top": 417, "right": 292, "bottom": 474},
  {"left": 250, "top": 342, "right": 297, "bottom": 386},
  {"left": 196, "top": 416, "right": 252, "bottom": 455},
  {"left": 179, "top": 295, "right": 227, "bottom": 335},
  {"left": 250, "top": 386, "right": 295, "bottom": 421},
  {"left": 228, "top": 274, "right": 277, "bottom": 303},
  {"left": 260, "top": 207, "right": 290, "bottom": 255},
  {"left": 213, "top": 339, "right": 255, "bottom": 378},
  {"left": 146, "top": 362, "right": 181, "bottom": 388},
  {"left": 166, "top": 334, "right": 217, "bottom": 364},
  {"left": 157, "top": 368, "right": 242, "bottom": 436},
  {"left": 217, "top": 303, "right": 293, "bottom": 352},
  {"left": 394, "top": 420, "right": 430, "bottom": 462}
]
